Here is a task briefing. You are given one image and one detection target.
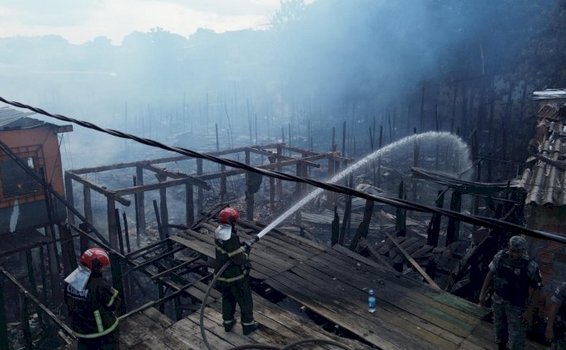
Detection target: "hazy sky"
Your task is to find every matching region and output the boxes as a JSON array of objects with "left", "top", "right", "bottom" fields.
[{"left": 0, "top": 0, "right": 285, "bottom": 45}]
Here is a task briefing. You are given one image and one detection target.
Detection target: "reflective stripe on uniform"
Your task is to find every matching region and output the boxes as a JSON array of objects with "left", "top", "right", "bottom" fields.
[
  {"left": 94, "top": 310, "right": 104, "bottom": 333},
  {"left": 242, "top": 320, "right": 256, "bottom": 326},
  {"left": 73, "top": 318, "right": 119, "bottom": 339},
  {"left": 107, "top": 288, "right": 119, "bottom": 307},
  {"left": 215, "top": 245, "right": 244, "bottom": 258},
  {"left": 216, "top": 269, "right": 248, "bottom": 283}
]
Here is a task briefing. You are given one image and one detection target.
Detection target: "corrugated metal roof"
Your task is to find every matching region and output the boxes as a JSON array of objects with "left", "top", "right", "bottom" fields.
[
  {"left": 0, "top": 106, "right": 45, "bottom": 130},
  {"left": 533, "top": 89, "right": 566, "bottom": 100},
  {"left": 518, "top": 93, "right": 566, "bottom": 207}
]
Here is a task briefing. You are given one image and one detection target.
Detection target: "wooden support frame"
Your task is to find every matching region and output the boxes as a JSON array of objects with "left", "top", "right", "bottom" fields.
[{"left": 65, "top": 171, "right": 130, "bottom": 206}]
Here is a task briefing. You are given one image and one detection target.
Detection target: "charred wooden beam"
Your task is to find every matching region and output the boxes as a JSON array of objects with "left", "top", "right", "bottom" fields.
[
  {"left": 151, "top": 256, "right": 201, "bottom": 280},
  {"left": 249, "top": 146, "right": 320, "bottom": 168},
  {"left": 348, "top": 199, "right": 374, "bottom": 251},
  {"left": 383, "top": 230, "right": 440, "bottom": 290},
  {"left": 141, "top": 163, "right": 209, "bottom": 188},
  {"left": 66, "top": 171, "right": 131, "bottom": 206},
  {"left": 196, "top": 152, "right": 335, "bottom": 181},
  {"left": 114, "top": 177, "right": 211, "bottom": 197}
]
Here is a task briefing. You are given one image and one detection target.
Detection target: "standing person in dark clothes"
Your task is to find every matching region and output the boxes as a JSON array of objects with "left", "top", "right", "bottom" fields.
[
  {"left": 64, "top": 248, "right": 121, "bottom": 350},
  {"left": 545, "top": 282, "right": 566, "bottom": 349},
  {"left": 214, "top": 207, "right": 259, "bottom": 335},
  {"left": 478, "top": 235, "right": 542, "bottom": 350}
]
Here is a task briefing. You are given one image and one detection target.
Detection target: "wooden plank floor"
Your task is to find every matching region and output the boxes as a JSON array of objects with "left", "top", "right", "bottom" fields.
[
  {"left": 113, "top": 293, "right": 372, "bottom": 350},
  {"left": 166, "top": 221, "right": 545, "bottom": 349}
]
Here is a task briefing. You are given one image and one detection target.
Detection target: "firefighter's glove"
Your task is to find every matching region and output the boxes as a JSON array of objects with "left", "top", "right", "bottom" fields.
[{"left": 243, "top": 242, "right": 252, "bottom": 254}]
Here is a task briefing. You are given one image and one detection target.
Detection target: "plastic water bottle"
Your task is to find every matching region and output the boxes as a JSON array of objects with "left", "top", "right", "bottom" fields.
[{"left": 368, "top": 289, "right": 376, "bottom": 313}]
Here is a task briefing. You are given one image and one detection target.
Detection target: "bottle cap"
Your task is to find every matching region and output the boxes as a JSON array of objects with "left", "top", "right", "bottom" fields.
[{"left": 368, "top": 289, "right": 375, "bottom": 296}]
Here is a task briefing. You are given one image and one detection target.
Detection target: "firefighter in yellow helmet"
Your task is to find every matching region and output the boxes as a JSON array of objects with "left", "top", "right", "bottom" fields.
[
  {"left": 215, "top": 207, "right": 259, "bottom": 335},
  {"left": 64, "top": 248, "right": 121, "bottom": 349}
]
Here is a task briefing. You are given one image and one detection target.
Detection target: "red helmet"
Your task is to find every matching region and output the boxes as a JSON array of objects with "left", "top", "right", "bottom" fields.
[
  {"left": 80, "top": 248, "right": 110, "bottom": 272},
  {"left": 219, "top": 207, "right": 240, "bottom": 224}
]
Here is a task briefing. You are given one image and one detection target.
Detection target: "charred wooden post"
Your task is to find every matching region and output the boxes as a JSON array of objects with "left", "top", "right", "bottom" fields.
[
  {"left": 446, "top": 190, "right": 462, "bottom": 246},
  {"left": 342, "top": 121, "right": 347, "bottom": 157},
  {"left": 295, "top": 160, "right": 307, "bottom": 198},
  {"left": 83, "top": 185, "right": 94, "bottom": 224},
  {"left": 133, "top": 176, "right": 140, "bottom": 247},
  {"left": 135, "top": 165, "right": 146, "bottom": 236},
  {"left": 122, "top": 213, "right": 131, "bottom": 254},
  {"left": 268, "top": 154, "right": 276, "bottom": 210},
  {"left": 0, "top": 274, "right": 7, "bottom": 350},
  {"left": 116, "top": 212, "right": 133, "bottom": 309},
  {"left": 349, "top": 199, "right": 374, "bottom": 251},
  {"left": 246, "top": 171, "right": 263, "bottom": 221},
  {"left": 107, "top": 197, "right": 118, "bottom": 249},
  {"left": 174, "top": 296, "right": 182, "bottom": 321},
  {"left": 395, "top": 181, "right": 406, "bottom": 235},
  {"left": 412, "top": 127, "right": 420, "bottom": 201},
  {"left": 426, "top": 190, "right": 445, "bottom": 246},
  {"left": 59, "top": 224, "right": 78, "bottom": 276},
  {"left": 64, "top": 173, "right": 75, "bottom": 225},
  {"left": 157, "top": 278, "right": 165, "bottom": 314},
  {"left": 377, "top": 125, "right": 383, "bottom": 188},
  {"left": 45, "top": 225, "right": 62, "bottom": 302},
  {"left": 215, "top": 124, "right": 219, "bottom": 152},
  {"left": 339, "top": 174, "right": 353, "bottom": 246},
  {"left": 115, "top": 209, "right": 125, "bottom": 255},
  {"left": 331, "top": 206, "right": 340, "bottom": 246},
  {"left": 153, "top": 200, "right": 166, "bottom": 240},
  {"left": 327, "top": 150, "right": 336, "bottom": 207},
  {"left": 26, "top": 248, "right": 46, "bottom": 327},
  {"left": 276, "top": 145, "right": 283, "bottom": 199},
  {"left": 39, "top": 246, "right": 48, "bottom": 301},
  {"left": 220, "top": 164, "right": 227, "bottom": 202},
  {"left": 109, "top": 252, "right": 126, "bottom": 314},
  {"left": 156, "top": 174, "right": 170, "bottom": 237},
  {"left": 472, "top": 130, "right": 480, "bottom": 217},
  {"left": 20, "top": 293, "right": 32, "bottom": 349},
  {"left": 185, "top": 182, "right": 194, "bottom": 227},
  {"left": 246, "top": 173, "right": 255, "bottom": 221},
  {"left": 197, "top": 158, "right": 204, "bottom": 213},
  {"left": 42, "top": 168, "right": 63, "bottom": 302}
]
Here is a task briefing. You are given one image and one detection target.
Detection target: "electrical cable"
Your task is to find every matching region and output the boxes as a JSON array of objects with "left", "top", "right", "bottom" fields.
[{"left": 0, "top": 96, "right": 565, "bottom": 244}]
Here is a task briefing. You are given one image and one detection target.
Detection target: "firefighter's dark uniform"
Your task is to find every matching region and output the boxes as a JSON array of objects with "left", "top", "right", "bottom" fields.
[
  {"left": 490, "top": 249, "right": 542, "bottom": 350},
  {"left": 64, "top": 272, "right": 121, "bottom": 350},
  {"left": 214, "top": 223, "right": 256, "bottom": 334}
]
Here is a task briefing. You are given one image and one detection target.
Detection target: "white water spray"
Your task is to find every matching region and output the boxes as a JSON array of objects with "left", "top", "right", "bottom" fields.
[{"left": 255, "top": 131, "right": 471, "bottom": 240}]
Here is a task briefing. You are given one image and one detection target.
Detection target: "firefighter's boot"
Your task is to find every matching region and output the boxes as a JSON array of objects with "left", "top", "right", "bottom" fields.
[
  {"left": 243, "top": 321, "right": 259, "bottom": 335},
  {"left": 223, "top": 319, "right": 236, "bottom": 332}
]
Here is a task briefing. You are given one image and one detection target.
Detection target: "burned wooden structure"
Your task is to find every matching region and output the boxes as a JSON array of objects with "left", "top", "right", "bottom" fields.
[
  {"left": 0, "top": 106, "right": 556, "bottom": 349},
  {"left": 63, "top": 143, "right": 347, "bottom": 252}
]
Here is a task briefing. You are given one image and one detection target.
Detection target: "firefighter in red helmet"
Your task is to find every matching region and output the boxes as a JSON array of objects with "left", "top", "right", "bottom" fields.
[
  {"left": 64, "top": 248, "right": 121, "bottom": 349},
  {"left": 215, "top": 207, "right": 259, "bottom": 335}
]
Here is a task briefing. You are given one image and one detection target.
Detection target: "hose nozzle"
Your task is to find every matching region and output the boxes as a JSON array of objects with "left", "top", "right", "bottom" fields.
[{"left": 247, "top": 235, "right": 260, "bottom": 248}]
